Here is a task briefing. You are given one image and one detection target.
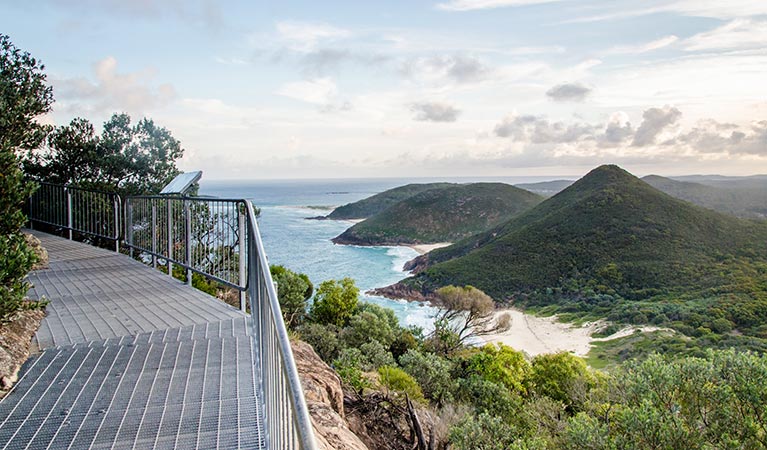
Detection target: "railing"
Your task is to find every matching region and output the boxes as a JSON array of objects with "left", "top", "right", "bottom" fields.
[
  {"left": 28, "top": 182, "right": 121, "bottom": 250},
  {"left": 124, "top": 196, "right": 248, "bottom": 310},
  {"left": 245, "top": 201, "right": 317, "bottom": 450},
  {"left": 28, "top": 183, "right": 317, "bottom": 449}
]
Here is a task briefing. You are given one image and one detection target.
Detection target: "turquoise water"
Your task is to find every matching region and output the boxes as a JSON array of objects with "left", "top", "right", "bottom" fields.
[{"left": 200, "top": 179, "right": 441, "bottom": 330}]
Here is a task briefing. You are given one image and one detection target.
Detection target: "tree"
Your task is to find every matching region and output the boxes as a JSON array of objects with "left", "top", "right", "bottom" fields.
[
  {"left": 530, "top": 352, "right": 595, "bottom": 411},
  {"left": 270, "top": 265, "right": 313, "bottom": 329},
  {"left": 25, "top": 113, "right": 184, "bottom": 195},
  {"left": 309, "top": 278, "right": 359, "bottom": 327},
  {"left": 0, "top": 34, "right": 52, "bottom": 321},
  {"left": 430, "top": 285, "right": 510, "bottom": 352},
  {"left": 400, "top": 349, "right": 457, "bottom": 405}
]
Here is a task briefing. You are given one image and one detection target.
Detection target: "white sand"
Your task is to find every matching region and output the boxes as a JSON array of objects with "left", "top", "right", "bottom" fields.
[
  {"left": 406, "top": 242, "right": 452, "bottom": 255},
  {"left": 481, "top": 308, "right": 672, "bottom": 357},
  {"left": 481, "top": 308, "right": 603, "bottom": 357}
]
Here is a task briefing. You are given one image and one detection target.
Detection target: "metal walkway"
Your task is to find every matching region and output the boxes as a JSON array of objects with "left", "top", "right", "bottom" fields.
[{"left": 0, "top": 232, "right": 265, "bottom": 449}]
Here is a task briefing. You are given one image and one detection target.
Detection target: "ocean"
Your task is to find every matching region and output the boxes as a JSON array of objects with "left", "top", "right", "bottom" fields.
[{"left": 199, "top": 176, "right": 555, "bottom": 331}]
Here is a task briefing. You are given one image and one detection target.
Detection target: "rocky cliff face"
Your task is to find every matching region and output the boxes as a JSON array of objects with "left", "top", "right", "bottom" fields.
[{"left": 291, "top": 340, "right": 370, "bottom": 450}]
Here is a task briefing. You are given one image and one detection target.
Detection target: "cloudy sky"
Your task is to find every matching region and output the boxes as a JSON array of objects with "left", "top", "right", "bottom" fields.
[{"left": 2, "top": 0, "right": 766, "bottom": 179}]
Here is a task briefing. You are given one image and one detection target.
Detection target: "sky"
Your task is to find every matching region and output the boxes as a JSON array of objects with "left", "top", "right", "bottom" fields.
[{"left": 1, "top": 0, "right": 766, "bottom": 180}]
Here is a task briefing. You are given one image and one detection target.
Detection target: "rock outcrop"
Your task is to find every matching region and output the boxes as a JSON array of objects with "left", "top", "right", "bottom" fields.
[
  {"left": 291, "top": 340, "right": 370, "bottom": 450},
  {"left": 0, "top": 309, "right": 45, "bottom": 398}
]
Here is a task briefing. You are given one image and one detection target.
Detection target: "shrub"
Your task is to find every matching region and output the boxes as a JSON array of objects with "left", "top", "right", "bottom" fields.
[
  {"left": 0, "top": 34, "right": 53, "bottom": 322},
  {"left": 297, "top": 322, "right": 340, "bottom": 362},
  {"left": 400, "top": 349, "right": 456, "bottom": 405},
  {"left": 377, "top": 365, "right": 425, "bottom": 403},
  {"left": 310, "top": 278, "right": 359, "bottom": 327}
]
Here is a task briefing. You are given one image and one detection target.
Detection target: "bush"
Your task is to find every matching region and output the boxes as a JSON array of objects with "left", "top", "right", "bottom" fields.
[
  {"left": 400, "top": 349, "right": 456, "bottom": 405},
  {"left": 0, "top": 34, "right": 52, "bottom": 322},
  {"left": 378, "top": 365, "right": 425, "bottom": 403},
  {"left": 310, "top": 278, "right": 359, "bottom": 327},
  {"left": 449, "top": 413, "right": 525, "bottom": 450},
  {"left": 297, "top": 322, "right": 340, "bottom": 362},
  {"left": 358, "top": 340, "right": 395, "bottom": 371},
  {"left": 334, "top": 348, "right": 369, "bottom": 394},
  {"left": 270, "top": 265, "right": 313, "bottom": 328},
  {"left": 530, "top": 352, "right": 595, "bottom": 410},
  {"left": 340, "top": 302, "right": 398, "bottom": 349}
]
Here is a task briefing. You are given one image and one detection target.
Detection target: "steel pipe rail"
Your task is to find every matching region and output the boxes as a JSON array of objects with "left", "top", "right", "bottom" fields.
[{"left": 244, "top": 200, "right": 318, "bottom": 450}]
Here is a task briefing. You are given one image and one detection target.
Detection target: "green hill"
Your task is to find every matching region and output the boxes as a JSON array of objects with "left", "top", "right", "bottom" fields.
[
  {"left": 643, "top": 175, "right": 767, "bottom": 219},
  {"left": 387, "top": 165, "right": 767, "bottom": 351},
  {"left": 324, "top": 183, "right": 454, "bottom": 220},
  {"left": 333, "top": 183, "right": 543, "bottom": 245}
]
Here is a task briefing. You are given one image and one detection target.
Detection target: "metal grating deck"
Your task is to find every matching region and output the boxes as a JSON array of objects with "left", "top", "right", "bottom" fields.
[{"left": 0, "top": 232, "right": 265, "bottom": 449}]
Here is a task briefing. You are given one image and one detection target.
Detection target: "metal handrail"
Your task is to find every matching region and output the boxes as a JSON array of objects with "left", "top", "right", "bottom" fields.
[
  {"left": 244, "top": 201, "right": 318, "bottom": 450},
  {"left": 27, "top": 182, "right": 318, "bottom": 449},
  {"left": 28, "top": 182, "right": 121, "bottom": 250}
]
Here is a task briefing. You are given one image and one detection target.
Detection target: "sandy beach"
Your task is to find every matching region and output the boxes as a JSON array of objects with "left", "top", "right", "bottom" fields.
[
  {"left": 481, "top": 308, "right": 669, "bottom": 357},
  {"left": 481, "top": 308, "right": 602, "bottom": 357},
  {"left": 406, "top": 242, "right": 452, "bottom": 255}
]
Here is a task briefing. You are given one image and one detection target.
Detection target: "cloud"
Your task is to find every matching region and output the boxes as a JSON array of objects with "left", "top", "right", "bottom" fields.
[
  {"left": 676, "top": 119, "right": 767, "bottom": 155},
  {"left": 436, "top": 0, "right": 562, "bottom": 11},
  {"left": 276, "top": 78, "right": 338, "bottom": 104},
  {"left": 401, "top": 54, "right": 490, "bottom": 84},
  {"left": 683, "top": 19, "right": 767, "bottom": 51},
  {"left": 599, "top": 112, "right": 634, "bottom": 146},
  {"left": 276, "top": 20, "right": 351, "bottom": 51},
  {"left": 494, "top": 114, "right": 597, "bottom": 143},
  {"left": 562, "top": 0, "right": 767, "bottom": 24},
  {"left": 545, "top": 83, "right": 592, "bottom": 102},
  {"left": 606, "top": 35, "right": 679, "bottom": 54},
  {"left": 299, "top": 48, "right": 390, "bottom": 77},
  {"left": 54, "top": 56, "right": 176, "bottom": 115},
  {"left": 632, "top": 106, "right": 682, "bottom": 147},
  {"left": 410, "top": 101, "right": 462, "bottom": 122}
]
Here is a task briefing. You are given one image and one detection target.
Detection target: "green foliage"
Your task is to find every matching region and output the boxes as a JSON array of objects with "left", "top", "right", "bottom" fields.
[
  {"left": 449, "top": 413, "right": 527, "bottom": 450},
  {"left": 358, "top": 340, "right": 395, "bottom": 371},
  {"left": 530, "top": 352, "right": 594, "bottom": 410},
  {"left": 461, "top": 344, "right": 532, "bottom": 396},
  {"left": 24, "top": 113, "right": 184, "bottom": 195},
  {"left": 340, "top": 302, "right": 398, "bottom": 349},
  {"left": 457, "top": 375, "right": 523, "bottom": 422},
  {"left": 563, "top": 350, "right": 767, "bottom": 449},
  {"left": 0, "top": 34, "right": 52, "bottom": 321},
  {"left": 377, "top": 365, "right": 425, "bottom": 403},
  {"left": 270, "top": 265, "right": 313, "bottom": 328},
  {"left": 399, "top": 349, "right": 456, "bottom": 405},
  {"left": 327, "top": 182, "right": 454, "bottom": 220},
  {"left": 334, "top": 348, "right": 370, "bottom": 394},
  {"left": 333, "top": 182, "right": 542, "bottom": 245},
  {"left": 297, "top": 322, "right": 341, "bottom": 362},
  {"left": 309, "top": 278, "right": 359, "bottom": 327}
]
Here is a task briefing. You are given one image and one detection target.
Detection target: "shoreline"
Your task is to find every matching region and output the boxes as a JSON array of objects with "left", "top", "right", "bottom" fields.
[{"left": 404, "top": 242, "right": 452, "bottom": 255}]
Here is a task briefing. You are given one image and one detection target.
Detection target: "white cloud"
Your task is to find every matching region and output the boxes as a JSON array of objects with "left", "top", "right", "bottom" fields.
[
  {"left": 606, "top": 35, "right": 679, "bottom": 55},
  {"left": 436, "top": 0, "right": 562, "bottom": 11},
  {"left": 54, "top": 56, "right": 176, "bottom": 116},
  {"left": 276, "top": 78, "right": 338, "bottom": 104},
  {"left": 632, "top": 105, "right": 682, "bottom": 147},
  {"left": 275, "top": 20, "right": 351, "bottom": 51},
  {"left": 683, "top": 19, "right": 767, "bottom": 51}
]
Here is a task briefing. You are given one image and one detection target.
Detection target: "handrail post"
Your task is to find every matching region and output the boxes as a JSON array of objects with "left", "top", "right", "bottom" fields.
[
  {"left": 167, "top": 198, "right": 173, "bottom": 279},
  {"left": 114, "top": 195, "right": 121, "bottom": 252},
  {"left": 184, "top": 198, "right": 192, "bottom": 286},
  {"left": 151, "top": 202, "right": 157, "bottom": 268},
  {"left": 66, "top": 186, "right": 73, "bottom": 240},
  {"left": 126, "top": 199, "right": 133, "bottom": 258},
  {"left": 238, "top": 206, "right": 247, "bottom": 312}
]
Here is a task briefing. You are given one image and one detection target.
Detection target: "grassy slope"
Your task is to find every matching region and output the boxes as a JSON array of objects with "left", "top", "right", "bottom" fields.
[
  {"left": 643, "top": 174, "right": 767, "bottom": 219},
  {"left": 402, "top": 165, "right": 767, "bottom": 351},
  {"left": 326, "top": 183, "right": 454, "bottom": 220},
  {"left": 333, "top": 183, "right": 543, "bottom": 245}
]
